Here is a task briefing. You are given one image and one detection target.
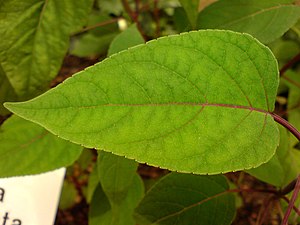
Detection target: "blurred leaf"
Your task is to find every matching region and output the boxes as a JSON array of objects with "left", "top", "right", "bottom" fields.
[
  {"left": 173, "top": 7, "right": 192, "bottom": 32},
  {"left": 89, "top": 174, "right": 144, "bottom": 225},
  {"left": 0, "top": 0, "right": 93, "bottom": 99},
  {"left": 98, "top": 152, "right": 138, "bottom": 204},
  {"left": 288, "top": 72, "right": 300, "bottom": 133},
  {"left": 87, "top": 163, "right": 100, "bottom": 203},
  {"left": 269, "top": 39, "right": 300, "bottom": 66},
  {"left": 59, "top": 180, "right": 78, "bottom": 210},
  {"left": 179, "top": 0, "right": 200, "bottom": 28},
  {"left": 197, "top": 0, "right": 300, "bottom": 43},
  {"left": 108, "top": 24, "right": 144, "bottom": 56},
  {"left": 0, "top": 115, "right": 82, "bottom": 177},
  {"left": 0, "top": 65, "right": 17, "bottom": 115},
  {"left": 135, "top": 173, "right": 235, "bottom": 225}
]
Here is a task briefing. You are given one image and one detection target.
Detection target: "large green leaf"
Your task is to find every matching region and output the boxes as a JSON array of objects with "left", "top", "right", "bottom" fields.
[
  {"left": 135, "top": 173, "right": 235, "bottom": 225},
  {"left": 0, "top": 115, "right": 82, "bottom": 177},
  {"left": 89, "top": 174, "right": 144, "bottom": 225},
  {"left": 4, "top": 30, "right": 280, "bottom": 174},
  {"left": 0, "top": 0, "right": 93, "bottom": 99},
  {"left": 197, "top": 0, "right": 300, "bottom": 44},
  {"left": 247, "top": 125, "right": 300, "bottom": 187}
]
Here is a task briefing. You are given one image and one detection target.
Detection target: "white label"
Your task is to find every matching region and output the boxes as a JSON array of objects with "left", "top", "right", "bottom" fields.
[{"left": 0, "top": 168, "right": 66, "bottom": 225}]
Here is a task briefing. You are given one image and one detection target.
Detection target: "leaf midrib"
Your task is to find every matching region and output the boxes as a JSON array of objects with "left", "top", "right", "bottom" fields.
[{"left": 31, "top": 102, "right": 270, "bottom": 114}]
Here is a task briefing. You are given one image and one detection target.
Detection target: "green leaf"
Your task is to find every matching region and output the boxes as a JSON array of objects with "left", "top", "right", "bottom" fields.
[
  {"left": 0, "top": 0, "right": 93, "bottom": 98},
  {"left": 197, "top": 0, "right": 300, "bottom": 44},
  {"left": 89, "top": 174, "right": 144, "bottom": 225},
  {"left": 4, "top": 30, "right": 280, "bottom": 174},
  {"left": 98, "top": 152, "right": 138, "bottom": 204},
  {"left": 0, "top": 64, "right": 17, "bottom": 115},
  {"left": 135, "top": 173, "right": 235, "bottom": 225},
  {"left": 247, "top": 125, "right": 300, "bottom": 187},
  {"left": 108, "top": 24, "right": 145, "bottom": 56},
  {"left": 179, "top": 0, "right": 200, "bottom": 28},
  {"left": 0, "top": 115, "right": 82, "bottom": 177}
]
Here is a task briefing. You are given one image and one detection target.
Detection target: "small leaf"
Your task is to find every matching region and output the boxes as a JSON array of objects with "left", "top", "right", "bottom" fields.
[
  {"left": 108, "top": 24, "right": 145, "bottom": 56},
  {"left": 4, "top": 30, "right": 279, "bottom": 174},
  {"left": 0, "top": 115, "right": 82, "bottom": 177},
  {"left": 98, "top": 152, "right": 138, "bottom": 204},
  {"left": 135, "top": 173, "right": 235, "bottom": 225},
  {"left": 197, "top": 0, "right": 300, "bottom": 43},
  {"left": 247, "top": 125, "right": 300, "bottom": 187},
  {"left": 0, "top": 0, "right": 93, "bottom": 98},
  {"left": 89, "top": 174, "right": 144, "bottom": 225}
]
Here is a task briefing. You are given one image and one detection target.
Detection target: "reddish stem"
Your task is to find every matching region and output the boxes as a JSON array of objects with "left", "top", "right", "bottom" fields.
[
  {"left": 281, "top": 196, "right": 300, "bottom": 216},
  {"left": 281, "top": 175, "right": 300, "bottom": 225},
  {"left": 271, "top": 113, "right": 300, "bottom": 142}
]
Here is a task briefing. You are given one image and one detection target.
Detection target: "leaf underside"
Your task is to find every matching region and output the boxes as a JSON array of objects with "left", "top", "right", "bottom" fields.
[{"left": 4, "top": 30, "right": 280, "bottom": 174}]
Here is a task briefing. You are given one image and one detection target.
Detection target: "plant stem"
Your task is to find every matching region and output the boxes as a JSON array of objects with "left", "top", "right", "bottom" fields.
[
  {"left": 281, "top": 196, "right": 300, "bottom": 216},
  {"left": 271, "top": 113, "right": 300, "bottom": 142},
  {"left": 281, "top": 175, "right": 300, "bottom": 225}
]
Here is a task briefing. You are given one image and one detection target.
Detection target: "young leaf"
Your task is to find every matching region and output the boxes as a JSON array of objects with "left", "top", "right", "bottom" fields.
[
  {"left": 246, "top": 125, "right": 300, "bottom": 187},
  {"left": 197, "top": 0, "right": 300, "bottom": 44},
  {"left": 135, "top": 173, "right": 235, "bottom": 225},
  {"left": 0, "top": 0, "right": 93, "bottom": 98},
  {"left": 0, "top": 116, "right": 82, "bottom": 177},
  {"left": 98, "top": 152, "right": 138, "bottom": 204},
  {"left": 4, "top": 30, "right": 279, "bottom": 174},
  {"left": 89, "top": 174, "right": 144, "bottom": 225}
]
